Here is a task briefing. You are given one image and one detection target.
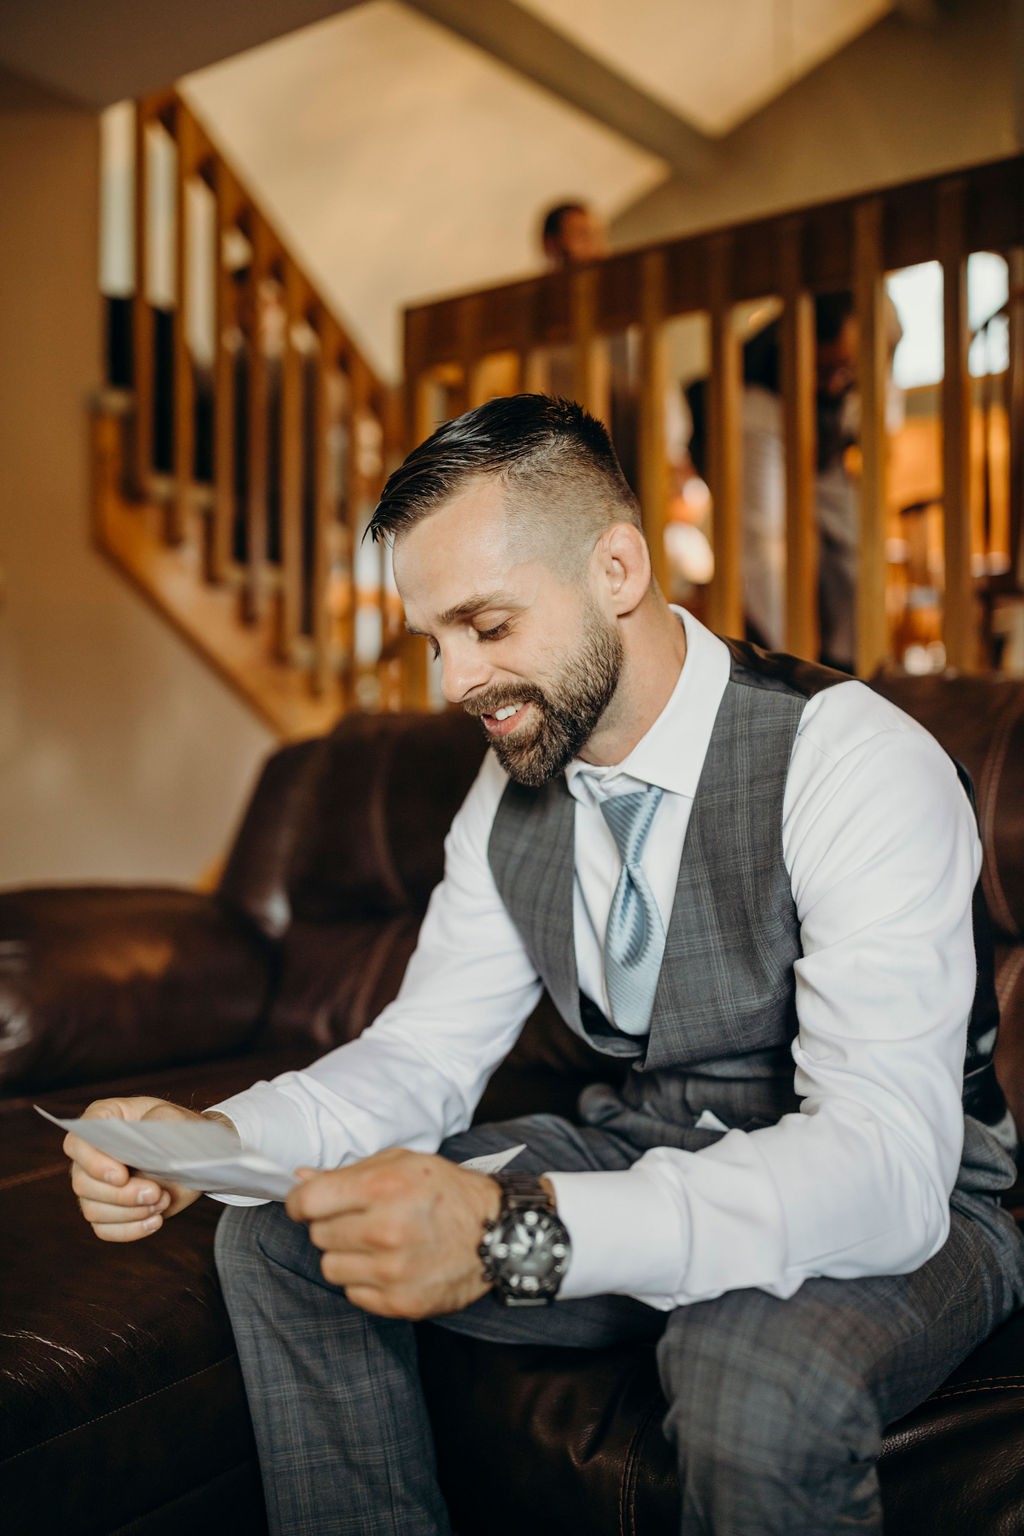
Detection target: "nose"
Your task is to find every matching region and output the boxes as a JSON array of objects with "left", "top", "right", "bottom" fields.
[{"left": 438, "top": 635, "right": 493, "bottom": 705}]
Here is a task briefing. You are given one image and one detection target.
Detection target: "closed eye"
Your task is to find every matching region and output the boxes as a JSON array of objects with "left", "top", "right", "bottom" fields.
[{"left": 477, "top": 621, "right": 511, "bottom": 642}]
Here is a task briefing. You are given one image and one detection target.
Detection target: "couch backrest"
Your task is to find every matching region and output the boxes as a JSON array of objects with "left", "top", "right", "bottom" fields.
[
  {"left": 219, "top": 680, "right": 1024, "bottom": 1117},
  {"left": 219, "top": 710, "right": 487, "bottom": 1050},
  {"left": 870, "top": 674, "right": 1024, "bottom": 944}
]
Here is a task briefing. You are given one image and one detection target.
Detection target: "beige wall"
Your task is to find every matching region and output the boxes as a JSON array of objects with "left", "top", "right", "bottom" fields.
[
  {"left": 612, "top": 0, "right": 1022, "bottom": 249},
  {"left": 0, "top": 68, "right": 275, "bottom": 886}
]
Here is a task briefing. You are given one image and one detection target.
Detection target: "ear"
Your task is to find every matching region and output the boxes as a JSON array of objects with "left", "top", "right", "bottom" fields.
[{"left": 593, "top": 523, "right": 651, "bottom": 617}]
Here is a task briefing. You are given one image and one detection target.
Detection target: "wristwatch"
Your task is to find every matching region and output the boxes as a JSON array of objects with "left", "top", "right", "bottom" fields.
[{"left": 478, "top": 1171, "right": 571, "bottom": 1307}]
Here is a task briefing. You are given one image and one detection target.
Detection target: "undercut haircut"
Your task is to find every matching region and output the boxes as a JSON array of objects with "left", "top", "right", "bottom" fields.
[{"left": 367, "top": 394, "right": 642, "bottom": 579}]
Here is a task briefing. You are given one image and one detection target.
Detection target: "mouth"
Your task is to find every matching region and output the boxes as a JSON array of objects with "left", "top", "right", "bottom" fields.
[{"left": 480, "top": 702, "right": 533, "bottom": 737}]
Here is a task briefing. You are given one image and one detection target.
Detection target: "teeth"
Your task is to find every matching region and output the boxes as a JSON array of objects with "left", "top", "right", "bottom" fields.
[{"left": 493, "top": 705, "right": 521, "bottom": 721}]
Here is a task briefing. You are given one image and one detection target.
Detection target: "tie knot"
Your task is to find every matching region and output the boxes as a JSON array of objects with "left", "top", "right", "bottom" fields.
[{"left": 600, "top": 784, "right": 663, "bottom": 867}]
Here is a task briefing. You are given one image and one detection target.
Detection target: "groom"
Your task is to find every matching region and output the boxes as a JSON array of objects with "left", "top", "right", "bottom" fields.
[{"left": 66, "top": 394, "right": 1023, "bottom": 1535}]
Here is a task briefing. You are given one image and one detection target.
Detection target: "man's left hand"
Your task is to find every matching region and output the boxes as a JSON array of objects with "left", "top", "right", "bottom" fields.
[{"left": 285, "top": 1147, "right": 501, "bottom": 1319}]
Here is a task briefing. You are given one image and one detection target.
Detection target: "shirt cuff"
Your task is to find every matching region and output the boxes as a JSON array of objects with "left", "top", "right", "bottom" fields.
[
  {"left": 206, "top": 1080, "right": 317, "bottom": 1173},
  {"left": 546, "top": 1164, "right": 690, "bottom": 1309}
]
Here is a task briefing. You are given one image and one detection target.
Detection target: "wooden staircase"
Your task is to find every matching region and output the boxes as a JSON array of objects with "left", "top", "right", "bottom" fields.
[
  {"left": 404, "top": 156, "right": 1024, "bottom": 677},
  {"left": 97, "top": 96, "right": 1024, "bottom": 716},
  {"left": 94, "top": 91, "right": 428, "bottom": 741}
]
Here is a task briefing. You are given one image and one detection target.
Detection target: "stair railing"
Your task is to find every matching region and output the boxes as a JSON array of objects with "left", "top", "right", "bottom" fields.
[
  {"left": 95, "top": 90, "right": 409, "bottom": 738},
  {"left": 403, "top": 155, "right": 1024, "bottom": 679}
]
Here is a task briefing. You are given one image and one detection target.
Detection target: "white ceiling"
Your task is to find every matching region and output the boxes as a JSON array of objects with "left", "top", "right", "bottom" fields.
[
  {"left": 177, "top": 0, "right": 904, "bottom": 380},
  {"left": 517, "top": 0, "right": 894, "bottom": 134},
  {"left": 180, "top": 2, "right": 666, "bottom": 379}
]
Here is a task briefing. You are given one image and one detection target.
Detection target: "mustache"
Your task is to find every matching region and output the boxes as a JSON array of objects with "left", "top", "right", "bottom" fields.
[{"left": 462, "top": 684, "right": 545, "bottom": 719}]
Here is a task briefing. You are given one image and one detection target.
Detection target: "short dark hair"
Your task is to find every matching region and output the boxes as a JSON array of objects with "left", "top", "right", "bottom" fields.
[
  {"left": 367, "top": 395, "right": 640, "bottom": 563},
  {"left": 541, "top": 202, "right": 586, "bottom": 248},
  {"left": 815, "top": 291, "right": 854, "bottom": 346}
]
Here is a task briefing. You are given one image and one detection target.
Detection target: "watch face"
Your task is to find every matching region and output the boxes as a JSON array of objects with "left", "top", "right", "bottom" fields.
[{"left": 488, "top": 1208, "right": 570, "bottom": 1299}]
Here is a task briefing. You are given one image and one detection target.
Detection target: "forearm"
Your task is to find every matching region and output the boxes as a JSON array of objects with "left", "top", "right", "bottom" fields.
[{"left": 548, "top": 1089, "right": 959, "bottom": 1309}]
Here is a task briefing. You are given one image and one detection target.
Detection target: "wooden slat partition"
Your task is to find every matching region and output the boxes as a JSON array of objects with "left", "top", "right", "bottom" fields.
[
  {"left": 130, "top": 98, "right": 155, "bottom": 496},
  {"left": 939, "top": 180, "right": 976, "bottom": 671},
  {"left": 638, "top": 249, "right": 668, "bottom": 594},
  {"left": 706, "top": 233, "right": 744, "bottom": 638},
  {"left": 853, "top": 198, "right": 889, "bottom": 678},
  {"left": 404, "top": 153, "right": 1024, "bottom": 678},
  {"left": 779, "top": 218, "right": 818, "bottom": 660},
  {"left": 211, "top": 161, "right": 245, "bottom": 585},
  {"left": 310, "top": 307, "right": 339, "bottom": 699},
  {"left": 1011, "top": 246, "right": 1024, "bottom": 591},
  {"left": 99, "top": 91, "right": 401, "bottom": 738},
  {"left": 169, "top": 99, "right": 198, "bottom": 546},
  {"left": 277, "top": 260, "right": 307, "bottom": 662}
]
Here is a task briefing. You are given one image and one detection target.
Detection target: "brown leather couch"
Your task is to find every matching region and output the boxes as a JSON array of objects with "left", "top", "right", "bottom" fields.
[{"left": 2, "top": 674, "right": 1023, "bottom": 1536}]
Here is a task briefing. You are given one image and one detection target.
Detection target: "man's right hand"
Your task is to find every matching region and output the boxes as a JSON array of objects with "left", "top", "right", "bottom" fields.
[{"left": 64, "top": 1096, "right": 229, "bottom": 1242}]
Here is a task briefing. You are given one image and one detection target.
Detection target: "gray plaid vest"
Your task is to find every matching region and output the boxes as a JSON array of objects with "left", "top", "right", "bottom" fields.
[{"left": 488, "top": 640, "right": 1007, "bottom": 1139}]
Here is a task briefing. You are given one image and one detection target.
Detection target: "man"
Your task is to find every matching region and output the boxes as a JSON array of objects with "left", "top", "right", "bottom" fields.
[
  {"left": 65, "top": 395, "right": 1023, "bottom": 1536},
  {"left": 540, "top": 200, "right": 608, "bottom": 268}
]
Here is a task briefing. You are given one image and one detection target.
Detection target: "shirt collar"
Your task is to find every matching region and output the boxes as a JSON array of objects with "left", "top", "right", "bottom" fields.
[{"left": 565, "top": 607, "right": 730, "bottom": 805}]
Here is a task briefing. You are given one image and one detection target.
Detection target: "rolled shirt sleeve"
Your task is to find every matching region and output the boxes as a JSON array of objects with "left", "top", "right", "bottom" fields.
[{"left": 211, "top": 750, "right": 542, "bottom": 1179}]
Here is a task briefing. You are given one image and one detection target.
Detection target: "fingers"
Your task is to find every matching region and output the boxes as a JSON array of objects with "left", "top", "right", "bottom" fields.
[
  {"left": 80, "top": 1192, "right": 172, "bottom": 1242},
  {"left": 86, "top": 1210, "right": 168, "bottom": 1243},
  {"left": 286, "top": 1166, "right": 368, "bottom": 1224},
  {"left": 62, "top": 1129, "right": 130, "bottom": 1189},
  {"left": 63, "top": 1096, "right": 201, "bottom": 1242},
  {"left": 286, "top": 1147, "right": 430, "bottom": 1223},
  {"left": 305, "top": 1208, "right": 404, "bottom": 1259},
  {"left": 70, "top": 1162, "right": 166, "bottom": 1208}
]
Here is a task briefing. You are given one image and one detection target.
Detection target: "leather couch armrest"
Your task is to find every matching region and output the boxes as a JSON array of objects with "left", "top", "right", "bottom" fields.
[{"left": 0, "top": 887, "right": 274, "bottom": 1093}]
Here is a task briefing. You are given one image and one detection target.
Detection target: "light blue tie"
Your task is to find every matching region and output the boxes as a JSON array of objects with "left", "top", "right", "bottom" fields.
[{"left": 600, "top": 784, "right": 665, "bottom": 1035}]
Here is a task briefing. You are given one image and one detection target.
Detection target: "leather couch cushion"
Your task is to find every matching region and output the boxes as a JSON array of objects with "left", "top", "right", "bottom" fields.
[
  {"left": 0, "top": 889, "right": 272, "bottom": 1091},
  {"left": 285, "top": 710, "right": 485, "bottom": 922},
  {"left": 871, "top": 674, "right": 1024, "bottom": 941}
]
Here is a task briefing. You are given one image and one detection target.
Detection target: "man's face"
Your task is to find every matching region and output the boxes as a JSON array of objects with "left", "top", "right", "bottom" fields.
[
  {"left": 393, "top": 481, "right": 622, "bottom": 787},
  {"left": 545, "top": 208, "right": 608, "bottom": 269}
]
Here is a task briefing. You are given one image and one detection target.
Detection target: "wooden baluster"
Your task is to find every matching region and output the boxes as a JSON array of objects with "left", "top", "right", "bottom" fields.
[
  {"left": 706, "top": 234, "right": 744, "bottom": 638},
  {"left": 242, "top": 216, "right": 272, "bottom": 624},
  {"left": 277, "top": 259, "right": 306, "bottom": 662},
  {"left": 571, "top": 266, "right": 610, "bottom": 424},
  {"left": 517, "top": 282, "right": 547, "bottom": 395},
  {"left": 938, "top": 180, "right": 975, "bottom": 672},
  {"left": 459, "top": 295, "right": 488, "bottom": 410},
  {"left": 311, "top": 311, "right": 338, "bottom": 696},
  {"left": 638, "top": 250, "right": 669, "bottom": 593},
  {"left": 211, "top": 166, "right": 244, "bottom": 584},
  {"left": 412, "top": 370, "right": 438, "bottom": 449},
  {"left": 1009, "top": 246, "right": 1024, "bottom": 593},
  {"left": 522, "top": 350, "right": 550, "bottom": 395},
  {"left": 779, "top": 218, "right": 818, "bottom": 660},
  {"left": 853, "top": 198, "right": 890, "bottom": 677},
  {"left": 169, "top": 100, "right": 197, "bottom": 546},
  {"left": 350, "top": 354, "right": 377, "bottom": 704},
  {"left": 398, "top": 363, "right": 437, "bottom": 709},
  {"left": 131, "top": 100, "right": 154, "bottom": 495}
]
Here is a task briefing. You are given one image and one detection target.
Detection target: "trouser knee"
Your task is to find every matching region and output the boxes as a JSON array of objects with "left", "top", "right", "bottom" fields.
[
  {"left": 656, "top": 1295, "right": 881, "bottom": 1489},
  {"left": 214, "top": 1199, "right": 322, "bottom": 1297}
]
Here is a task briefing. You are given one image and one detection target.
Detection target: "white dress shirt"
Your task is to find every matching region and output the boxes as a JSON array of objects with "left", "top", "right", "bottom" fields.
[{"left": 213, "top": 609, "right": 981, "bottom": 1310}]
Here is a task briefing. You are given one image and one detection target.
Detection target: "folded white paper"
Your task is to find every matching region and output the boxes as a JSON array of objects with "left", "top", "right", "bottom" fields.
[{"left": 36, "top": 1106, "right": 526, "bottom": 1201}]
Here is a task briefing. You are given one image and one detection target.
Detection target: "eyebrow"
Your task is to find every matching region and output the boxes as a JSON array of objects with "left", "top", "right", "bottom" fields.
[{"left": 405, "top": 592, "right": 521, "bottom": 636}]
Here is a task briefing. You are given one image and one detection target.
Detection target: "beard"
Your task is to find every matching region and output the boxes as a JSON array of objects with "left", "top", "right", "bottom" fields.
[{"left": 464, "top": 602, "right": 623, "bottom": 787}]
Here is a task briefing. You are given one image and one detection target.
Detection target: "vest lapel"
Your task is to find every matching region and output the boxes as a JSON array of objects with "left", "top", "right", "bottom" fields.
[{"left": 487, "top": 776, "right": 582, "bottom": 1033}]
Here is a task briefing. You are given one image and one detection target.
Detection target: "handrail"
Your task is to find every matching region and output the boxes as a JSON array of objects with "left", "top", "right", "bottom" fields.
[
  {"left": 96, "top": 89, "right": 408, "bottom": 735},
  {"left": 404, "top": 155, "right": 1024, "bottom": 676}
]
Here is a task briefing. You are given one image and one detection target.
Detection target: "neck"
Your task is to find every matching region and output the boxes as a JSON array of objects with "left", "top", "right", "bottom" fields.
[{"left": 580, "top": 599, "right": 687, "bottom": 767}]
